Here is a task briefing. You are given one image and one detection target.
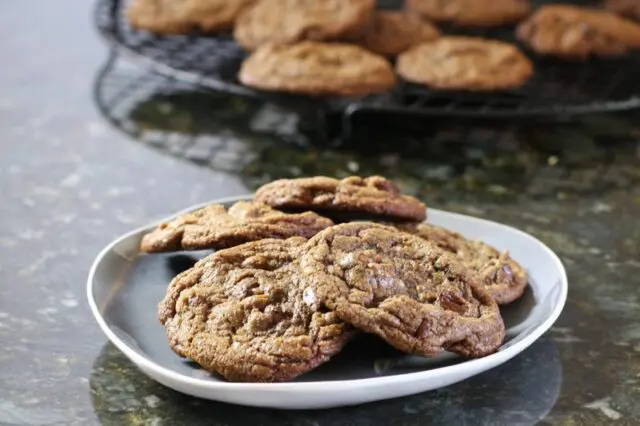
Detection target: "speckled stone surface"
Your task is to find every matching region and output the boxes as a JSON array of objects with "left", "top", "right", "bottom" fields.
[{"left": 1, "top": 2, "right": 640, "bottom": 425}]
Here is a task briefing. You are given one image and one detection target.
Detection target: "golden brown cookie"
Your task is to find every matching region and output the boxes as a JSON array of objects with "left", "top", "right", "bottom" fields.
[
  {"left": 395, "top": 223, "right": 528, "bottom": 305},
  {"left": 356, "top": 11, "right": 441, "bottom": 56},
  {"left": 516, "top": 5, "right": 640, "bottom": 58},
  {"left": 406, "top": 0, "right": 531, "bottom": 28},
  {"left": 605, "top": 0, "right": 640, "bottom": 21},
  {"left": 140, "top": 201, "right": 333, "bottom": 253},
  {"left": 233, "top": 0, "right": 375, "bottom": 50},
  {"left": 127, "top": 0, "right": 257, "bottom": 34},
  {"left": 239, "top": 42, "right": 396, "bottom": 97},
  {"left": 253, "top": 176, "right": 427, "bottom": 222},
  {"left": 396, "top": 36, "right": 533, "bottom": 91},
  {"left": 159, "top": 238, "right": 356, "bottom": 382},
  {"left": 300, "top": 223, "right": 506, "bottom": 358}
]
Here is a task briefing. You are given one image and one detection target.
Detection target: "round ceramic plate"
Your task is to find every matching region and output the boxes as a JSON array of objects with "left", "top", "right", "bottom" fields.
[{"left": 87, "top": 195, "right": 567, "bottom": 410}]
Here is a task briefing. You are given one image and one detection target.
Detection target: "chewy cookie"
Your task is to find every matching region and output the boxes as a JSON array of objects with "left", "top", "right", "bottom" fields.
[
  {"left": 605, "top": 0, "right": 640, "bottom": 21},
  {"left": 357, "top": 11, "right": 441, "bottom": 57},
  {"left": 158, "top": 238, "right": 355, "bottom": 382},
  {"left": 396, "top": 36, "right": 533, "bottom": 91},
  {"left": 395, "top": 223, "right": 528, "bottom": 305},
  {"left": 140, "top": 201, "right": 333, "bottom": 253},
  {"left": 406, "top": 0, "right": 531, "bottom": 28},
  {"left": 300, "top": 223, "right": 505, "bottom": 358},
  {"left": 254, "top": 176, "right": 427, "bottom": 222},
  {"left": 127, "top": 0, "right": 256, "bottom": 34},
  {"left": 234, "top": 0, "right": 375, "bottom": 50},
  {"left": 516, "top": 5, "right": 640, "bottom": 58},
  {"left": 239, "top": 42, "right": 396, "bottom": 97}
]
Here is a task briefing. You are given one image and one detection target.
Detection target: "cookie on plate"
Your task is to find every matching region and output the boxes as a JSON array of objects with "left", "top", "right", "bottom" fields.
[
  {"left": 406, "top": 0, "right": 531, "bottom": 28},
  {"left": 605, "top": 0, "right": 640, "bottom": 21},
  {"left": 234, "top": 0, "right": 375, "bottom": 50},
  {"left": 516, "top": 5, "right": 640, "bottom": 58},
  {"left": 396, "top": 36, "right": 533, "bottom": 91},
  {"left": 239, "top": 42, "right": 396, "bottom": 96},
  {"left": 253, "top": 176, "right": 426, "bottom": 222},
  {"left": 300, "top": 223, "right": 506, "bottom": 358},
  {"left": 158, "top": 237, "right": 356, "bottom": 382},
  {"left": 395, "top": 223, "right": 528, "bottom": 305},
  {"left": 127, "top": 0, "right": 257, "bottom": 34},
  {"left": 140, "top": 201, "right": 333, "bottom": 253},
  {"left": 357, "top": 11, "right": 441, "bottom": 56}
]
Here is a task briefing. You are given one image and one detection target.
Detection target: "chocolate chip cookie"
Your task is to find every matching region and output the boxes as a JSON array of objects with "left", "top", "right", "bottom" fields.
[
  {"left": 300, "top": 223, "right": 505, "bottom": 358},
  {"left": 158, "top": 237, "right": 355, "bottom": 382},
  {"left": 140, "top": 201, "right": 333, "bottom": 253},
  {"left": 233, "top": 0, "right": 375, "bottom": 50},
  {"left": 127, "top": 0, "right": 257, "bottom": 34},
  {"left": 396, "top": 36, "right": 533, "bottom": 91},
  {"left": 239, "top": 42, "right": 396, "bottom": 97},
  {"left": 605, "top": 0, "right": 640, "bottom": 21},
  {"left": 406, "top": 0, "right": 531, "bottom": 28},
  {"left": 254, "top": 176, "right": 426, "bottom": 222},
  {"left": 395, "top": 223, "right": 528, "bottom": 305},
  {"left": 516, "top": 5, "right": 640, "bottom": 58},
  {"left": 357, "top": 11, "right": 441, "bottom": 57}
]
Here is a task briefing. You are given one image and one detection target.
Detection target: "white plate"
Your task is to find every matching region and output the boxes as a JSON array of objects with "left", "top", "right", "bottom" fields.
[{"left": 87, "top": 195, "right": 567, "bottom": 410}]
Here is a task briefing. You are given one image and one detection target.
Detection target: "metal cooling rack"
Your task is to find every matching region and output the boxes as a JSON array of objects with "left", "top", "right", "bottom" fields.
[
  {"left": 93, "top": 53, "right": 640, "bottom": 200},
  {"left": 95, "top": 0, "right": 640, "bottom": 121}
]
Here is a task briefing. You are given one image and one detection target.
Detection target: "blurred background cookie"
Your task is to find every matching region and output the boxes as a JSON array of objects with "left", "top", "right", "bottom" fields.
[
  {"left": 239, "top": 42, "right": 396, "bottom": 96},
  {"left": 234, "top": 0, "right": 375, "bottom": 50},
  {"left": 356, "top": 10, "right": 441, "bottom": 56},
  {"left": 604, "top": 0, "right": 640, "bottom": 21},
  {"left": 397, "top": 36, "right": 533, "bottom": 91},
  {"left": 127, "top": 0, "right": 257, "bottom": 34},
  {"left": 406, "top": 0, "right": 531, "bottom": 28},
  {"left": 517, "top": 4, "right": 640, "bottom": 58}
]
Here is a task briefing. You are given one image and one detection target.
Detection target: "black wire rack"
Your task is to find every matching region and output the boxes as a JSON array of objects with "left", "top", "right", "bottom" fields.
[
  {"left": 95, "top": 0, "right": 640, "bottom": 124},
  {"left": 93, "top": 54, "right": 640, "bottom": 200}
]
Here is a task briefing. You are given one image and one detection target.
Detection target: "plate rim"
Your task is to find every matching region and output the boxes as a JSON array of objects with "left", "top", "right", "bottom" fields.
[{"left": 87, "top": 195, "right": 568, "bottom": 392}]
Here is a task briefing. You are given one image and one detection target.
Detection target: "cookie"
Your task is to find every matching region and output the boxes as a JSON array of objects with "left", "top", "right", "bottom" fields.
[
  {"left": 300, "top": 223, "right": 505, "bottom": 358},
  {"left": 516, "top": 5, "right": 640, "bottom": 58},
  {"left": 406, "top": 0, "right": 531, "bottom": 28},
  {"left": 158, "top": 237, "right": 355, "bottom": 382},
  {"left": 395, "top": 223, "right": 528, "bottom": 305},
  {"left": 605, "top": 0, "right": 640, "bottom": 21},
  {"left": 127, "top": 0, "right": 257, "bottom": 34},
  {"left": 140, "top": 201, "right": 333, "bottom": 253},
  {"left": 239, "top": 42, "right": 396, "bottom": 97},
  {"left": 357, "top": 11, "right": 441, "bottom": 56},
  {"left": 234, "top": 0, "right": 375, "bottom": 50},
  {"left": 253, "top": 176, "right": 426, "bottom": 222},
  {"left": 396, "top": 36, "right": 533, "bottom": 91}
]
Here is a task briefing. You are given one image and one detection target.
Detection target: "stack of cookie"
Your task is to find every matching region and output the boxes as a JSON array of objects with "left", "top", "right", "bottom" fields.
[
  {"left": 141, "top": 176, "right": 528, "bottom": 382},
  {"left": 127, "top": 0, "right": 640, "bottom": 96}
]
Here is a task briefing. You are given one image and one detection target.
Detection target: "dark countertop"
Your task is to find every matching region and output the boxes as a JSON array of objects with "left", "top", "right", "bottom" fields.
[{"left": 1, "top": 2, "right": 640, "bottom": 425}]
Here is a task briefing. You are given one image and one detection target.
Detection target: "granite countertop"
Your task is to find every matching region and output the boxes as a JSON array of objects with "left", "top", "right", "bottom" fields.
[{"left": 1, "top": 2, "right": 640, "bottom": 425}]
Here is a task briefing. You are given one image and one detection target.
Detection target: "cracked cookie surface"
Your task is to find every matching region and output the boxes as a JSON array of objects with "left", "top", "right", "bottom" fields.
[
  {"left": 140, "top": 201, "right": 333, "bottom": 253},
  {"left": 395, "top": 223, "right": 528, "bottom": 305},
  {"left": 254, "top": 176, "right": 426, "bottom": 221},
  {"left": 158, "top": 237, "right": 355, "bottom": 382},
  {"left": 406, "top": 0, "right": 531, "bottom": 28},
  {"left": 300, "top": 223, "right": 505, "bottom": 358}
]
